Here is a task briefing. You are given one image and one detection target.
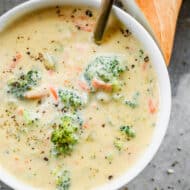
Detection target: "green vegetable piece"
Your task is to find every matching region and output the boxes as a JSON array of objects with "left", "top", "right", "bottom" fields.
[
  {"left": 125, "top": 92, "right": 140, "bottom": 108},
  {"left": 58, "top": 89, "right": 85, "bottom": 110},
  {"left": 139, "top": 49, "right": 144, "bottom": 58},
  {"left": 43, "top": 53, "right": 57, "bottom": 70},
  {"left": 84, "top": 55, "right": 127, "bottom": 91},
  {"left": 113, "top": 138, "right": 124, "bottom": 151},
  {"left": 54, "top": 41, "right": 64, "bottom": 52},
  {"left": 56, "top": 170, "right": 71, "bottom": 190},
  {"left": 23, "top": 110, "right": 35, "bottom": 125},
  {"left": 7, "top": 70, "right": 41, "bottom": 98},
  {"left": 51, "top": 114, "right": 81, "bottom": 156},
  {"left": 105, "top": 153, "right": 113, "bottom": 163},
  {"left": 125, "top": 101, "right": 137, "bottom": 108},
  {"left": 120, "top": 126, "right": 136, "bottom": 138}
]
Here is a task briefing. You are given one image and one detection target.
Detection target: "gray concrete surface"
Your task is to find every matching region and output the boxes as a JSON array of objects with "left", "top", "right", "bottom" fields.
[{"left": 0, "top": 0, "right": 190, "bottom": 190}]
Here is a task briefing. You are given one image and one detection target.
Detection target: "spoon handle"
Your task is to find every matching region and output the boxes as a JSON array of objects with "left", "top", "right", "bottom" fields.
[{"left": 93, "top": 0, "right": 115, "bottom": 44}]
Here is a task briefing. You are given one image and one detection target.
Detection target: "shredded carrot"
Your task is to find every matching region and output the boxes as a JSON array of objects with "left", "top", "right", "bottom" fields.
[
  {"left": 63, "top": 80, "right": 70, "bottom": 85},
  {"left": 17, "top": 107, "right": 24, "bottom": 116},
  {"left": 74, "top": 43, "right": 90, "bottom": 53},
  {"left": 83, "top": 122, "right": 89, "bottom": 129},
  {"left": 48, "top": 70, "right": 55, "bottom": 76},
  {"left": 73, "top": 66, "right": 83, "bottom": 73},
  {"left": 79, "top": 15, "right": 87, "bottom": 20},
  {"left": 10, "top": 63, "right": 17, "bottom": 70},
  {"left": 148, "top": 99, "right": 157, "bottom": 114},
  {"left": 49, "top": 86, "right": 58, "bottom": 101},
  {"left": 10, "top": 52, "right": 22, "bottom": 70},
  {"left": 72, "top": 16, "right": 95, "bottom": 33},
  {"left": 78, "top": 80, "right": 90, "bottom": 92},
  {"left": 92, "top": 78, "right": 112, "bottom": 92},
  {"left": 24, "top": 160, "right": 29, "bottom": 164},
  {"left": 24, "top": 91, "right": 48, "bottom": 100},
  {"left": 79, "top": 25, "right": 92, "bottom": 32},
  {"left": 15, "top": 52, "right": 22, "bottom": 60},
  {"left": 76, "top": 66, "right": 82, "bottom": 72},
  {"left": 142, "top": 62, "right": 149, "bottom": 71},
  {"left": 14, "top": 157, "right": 19, "bottom": 161},
  {"left": 91, "top": 102, "right": 97, "bottom": 109},
  {"left": 74, "top": 21, "right": 93, "bottom": 32}
]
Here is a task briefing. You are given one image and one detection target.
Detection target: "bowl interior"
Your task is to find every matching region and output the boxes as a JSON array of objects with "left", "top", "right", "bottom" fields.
[{"left": 0, "top": 0, "right": 171, "bottom": 190}]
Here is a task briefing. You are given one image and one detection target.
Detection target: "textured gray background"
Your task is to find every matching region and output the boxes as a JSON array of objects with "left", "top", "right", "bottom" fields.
[{"left": 0, "top": 0, "right": 190, "bottom": 190}]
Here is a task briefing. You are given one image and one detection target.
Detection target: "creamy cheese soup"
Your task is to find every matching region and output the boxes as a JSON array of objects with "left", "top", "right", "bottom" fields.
[{"left": 0, "top": 6, "right": 159, "bottom": 190}]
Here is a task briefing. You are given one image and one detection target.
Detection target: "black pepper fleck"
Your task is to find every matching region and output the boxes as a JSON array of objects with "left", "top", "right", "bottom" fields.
[
  {"left": 171, "top": 161, "right": 179, "bottom": 167},
  {"left": 43, "top": 157, "right": 49, "bottom": 161},
  {"left": 144, "top": 56, "right": 150, "bottom": 62},
  {"left": 101, "top": 124, "right": 105, "bottom": 128},
  {"left": 85, "top": 9, "right": 93, "bottom": 17},
  {"left": 76, "top": 25, "right": 81, "bottom": 30},
  {"left": 108, "top": 175, "right": 113, "bottom": 180}
]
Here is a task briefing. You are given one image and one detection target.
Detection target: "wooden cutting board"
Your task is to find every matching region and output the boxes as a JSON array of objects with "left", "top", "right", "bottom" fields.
[{"left": 121, "top": 0, "right": 182, "bottom": 65}]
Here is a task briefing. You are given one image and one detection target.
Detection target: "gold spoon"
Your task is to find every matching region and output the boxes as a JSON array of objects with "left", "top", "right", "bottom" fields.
[{"left": 93, "top": 0, "right": 115, "bottom": 44}]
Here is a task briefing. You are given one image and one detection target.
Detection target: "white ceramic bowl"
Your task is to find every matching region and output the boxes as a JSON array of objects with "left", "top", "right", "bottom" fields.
[{"left": 0, "top": 0, "right": 171, "bottom": 189}]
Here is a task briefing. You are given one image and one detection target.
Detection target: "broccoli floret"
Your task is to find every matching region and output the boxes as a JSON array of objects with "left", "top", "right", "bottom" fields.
[
  {"left": 51, "top": 114, "right": 82, "bottom": 156},
  {"left": 120, "top": 126, "right": 136, "bottom": 138},
  {"left": 56, "top": 170, "right": 71, "bottom": 190},
  {"left": 23, "top": 110, "right": 38, "bottom": 126},
  {"left": 58, "top": 89, "right": 86, "bottom": 110},
  {"left": 7, "top": 70, "right": 41, "bottom": 98},
  {"left": 125, "top": 92, "right": 140, "bottom": 108},
  {"left": 84, "top": 55, "right": 127, "bottom": 91},
  {"left": 125, "top": 101, "right": 137, "bottom": 108}
]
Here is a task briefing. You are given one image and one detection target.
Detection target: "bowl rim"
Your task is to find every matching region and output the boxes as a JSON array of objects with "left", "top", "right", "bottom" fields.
[{"left": 0, "top": 0, "right": 171, "bottom": 190}]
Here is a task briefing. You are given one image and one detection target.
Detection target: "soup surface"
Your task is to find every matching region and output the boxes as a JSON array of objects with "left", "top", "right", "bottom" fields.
[{"left": 0, "top": 6, "right": 159, "bottom": 190}]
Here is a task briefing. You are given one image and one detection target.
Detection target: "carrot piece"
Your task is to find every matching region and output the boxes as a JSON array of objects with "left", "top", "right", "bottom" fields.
[
  {"left": 17, "top": 107, "right": 24, "bottom": 116},
  {"left": 79, "top": 15, "right": 87, "bottom": 20},
  {"left": 24, "top": 160, "right": 29, "bottom": 164},
  {"left": 48, "top": 70, "right": 55, "bottom": 76},
  {"left": 76, "top": 66, "right": 82, "bottom": 72},
  {"left": 92, "top": 78, "right": 112, "bottom": 92},
  {"left": 83, "top": 122, "right": 89, "bottom": 129},
  {"left": 10, "top": 52, "right": 22, "bottom": 69},
  {"left": 148, "top": 99, "right": 157, "bottom": 114},
  {"left": 24, "top": 93, "right": 46, "bottom": 100},
  {"left": 15, "top": 52, "right": 22, "bottom": 60},
  {"left": 63, "top": 80, "right": 70, "bottom": 85},
  {"left": 78, "top": 80, "right": 90, "bottom": 92},
  {"left": 74, "top": 21, "right": 93, "bottom": 32},
  {"left": 10, "top": 62, "right": 17, "bottom": 70},
  {"left": 24, "top": 89, "right": 48, "bottom": 100},
  {"left": 79, "top": 25, "right": 92, "bottom": 32},
  {"left": 49, "top": 86, "right": 58, "bottom": 101},
  {"left": 73, "top": 66, "right": 83, "bottom": 74},
  {"left": 14, "top": 157, "right": 19, "bottom": 161},
  {"left": 91, "top": 102, "right": 97, "bottom": 109},
  {"left": 142, "top": 62, "right": 149, "bottom": 71}
]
